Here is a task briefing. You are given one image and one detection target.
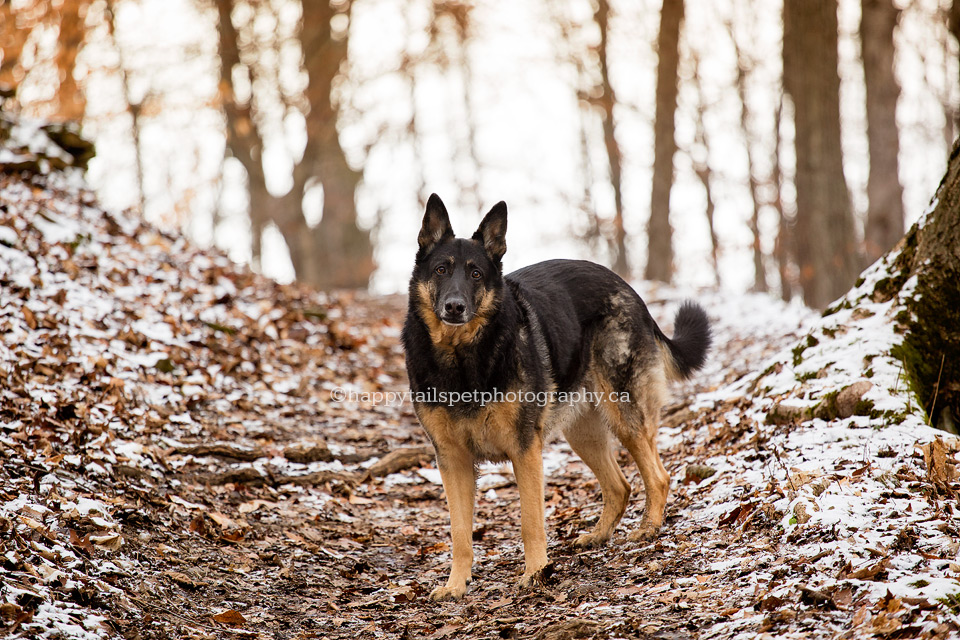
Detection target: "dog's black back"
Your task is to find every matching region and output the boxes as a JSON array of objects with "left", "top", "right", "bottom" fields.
[{"left": 401, "top": 194, "right": 711, "bottom": 600}]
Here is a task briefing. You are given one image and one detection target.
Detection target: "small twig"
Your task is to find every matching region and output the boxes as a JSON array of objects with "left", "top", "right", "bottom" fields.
[
  {"left": 772, "top": 446, "right": 797, "bottom": 492},
  {"left": 927, "top": 353, "right": 946, "bottom": 426}
]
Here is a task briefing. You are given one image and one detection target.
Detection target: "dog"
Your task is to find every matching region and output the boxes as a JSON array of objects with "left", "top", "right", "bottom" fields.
[{"left": 401, "top": 194, "right": 710, "bottom": 600}]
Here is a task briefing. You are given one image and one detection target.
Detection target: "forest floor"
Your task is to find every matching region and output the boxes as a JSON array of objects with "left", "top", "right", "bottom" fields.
[{"left": 2, "top": 168, "right": 960, "bottom": 640}]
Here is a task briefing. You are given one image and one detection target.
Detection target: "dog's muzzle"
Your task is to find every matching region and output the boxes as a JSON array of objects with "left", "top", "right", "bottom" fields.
[{"left": 439, "top": 297, "right": 470, "bottom": 325}]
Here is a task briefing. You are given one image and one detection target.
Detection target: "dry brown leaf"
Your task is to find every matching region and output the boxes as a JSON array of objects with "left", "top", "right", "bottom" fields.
[
  {"left": 921, "top": 437, "right": 957, "bottom": 485},
  {"left": 207, "top": 511, "right": 237, "bottom": 528},
  {"left": 89, "top": 532, "right": 123, "bottom": 551},
  {"left": 164, "top": 571, "right": 203, "bottom": 589},
  {"left": 211, "top": 609, "right": 246, "bottom": 626},
  {"left": 22, "top": 305, "right": 37, "bottom": 330},
  {"left": 69, "top": 529, "right": 93, "bottom": 552}
]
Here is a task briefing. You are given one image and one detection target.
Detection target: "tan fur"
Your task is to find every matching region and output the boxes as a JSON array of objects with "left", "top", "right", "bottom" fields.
[
  {"left": 417, "top": 288, "right": 680, "bottom": 598},
  {"left": 589, "top": 363, "right": 670, "bottom": 543},
  {"left": 562, "top": 407, "right": 631, "bottom": 548},
  {"left": 415, "top": 282, "right": 497, "bottom": 352},
  {"left": 417, "top": 399, "right": 550, "bottom": 599}
]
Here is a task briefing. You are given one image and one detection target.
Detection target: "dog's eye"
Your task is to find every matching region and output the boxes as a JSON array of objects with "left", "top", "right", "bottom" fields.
[
  {"left": 435, "top": 265, "right": 447, "bottom": 275},
  {"left": 471, "top": 269, "right": 482, "bottom": 279}
]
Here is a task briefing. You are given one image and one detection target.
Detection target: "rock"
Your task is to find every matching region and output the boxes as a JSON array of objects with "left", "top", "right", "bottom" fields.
[{"left": 836, "top": 381, "right": 873, "bottom": 418}]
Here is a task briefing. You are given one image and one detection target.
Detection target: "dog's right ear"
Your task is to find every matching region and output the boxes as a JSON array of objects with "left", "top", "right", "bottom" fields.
[{"left": 418, "top": 194, "right": 454, "bottom": 258}]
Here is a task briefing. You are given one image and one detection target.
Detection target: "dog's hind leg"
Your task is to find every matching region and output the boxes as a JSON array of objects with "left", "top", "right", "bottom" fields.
[
  {"left": 620, "top": 424, "right": 669, "bottom": 542},
  {"left": 612, "top": 382, "right": 670, "bottom": 543},
  {"left": 511, "top": 438, "right": 550, "bottom": 588},
  {"left": 431, "top": 443, "right": 476, "bottom": 601},
  {"left": 563, "top": 410, "right": 631, "bottom": 548}
]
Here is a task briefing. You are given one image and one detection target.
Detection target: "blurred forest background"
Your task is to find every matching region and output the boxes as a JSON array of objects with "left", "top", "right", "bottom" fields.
[{"left": 1, "top": 0, "right": 958, "bottom": 308}]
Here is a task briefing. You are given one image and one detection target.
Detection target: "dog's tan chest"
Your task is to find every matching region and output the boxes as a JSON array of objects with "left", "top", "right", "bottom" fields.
[{"left": 415, "top": 400, "right": 524, "bottom": 462}]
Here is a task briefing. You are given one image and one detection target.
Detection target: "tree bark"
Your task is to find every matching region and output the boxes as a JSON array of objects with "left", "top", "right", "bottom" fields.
[
  {"left": 861, "top": 0, "right": 905, "bottom": 264},
  {"left": 0, "top": 2, "right": 32, "bottom": 95},
  {"left": 783, "top": 0, "right": 860, "bottom": 309},
  {"left": 646, "top": 0, "right": 684, "bottom": 283},
  {"left": 950, "top": 2, "right": 960, "bottom": 134},
  {"left": 690, "top": 53, "right": 719, "bottom": 286},
  {"left": 772, "top": 96, "right": 793, "bottom": 302},
  {"left": 878, "top": 140, "right": 960, "bottom": 433},
  {"left": 730, "top": 30, "right": 767, "bottom": 293},
  {"left": 595, "top": 0, "right": 629, "bottom": 278},
  {"left": 53, "top": 0, "right": 87, "bottom": 122},
  {"left": 215, "top": 0, "right": 373, "bottom": 290}
]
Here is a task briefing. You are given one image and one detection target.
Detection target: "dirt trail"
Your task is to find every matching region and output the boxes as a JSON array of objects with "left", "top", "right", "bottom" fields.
[{"left": 3, "top": 172, "right": 959, "bottom": 640}]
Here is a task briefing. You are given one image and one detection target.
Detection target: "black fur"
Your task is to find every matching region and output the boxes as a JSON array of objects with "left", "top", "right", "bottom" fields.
[{"left": 401, "top": 195, "right": 711, "bottom": 459}]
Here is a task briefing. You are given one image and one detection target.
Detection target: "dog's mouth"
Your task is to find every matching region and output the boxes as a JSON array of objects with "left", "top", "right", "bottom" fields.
[{"left": 439, "top": 314, "right": 470, "bottom": 326}]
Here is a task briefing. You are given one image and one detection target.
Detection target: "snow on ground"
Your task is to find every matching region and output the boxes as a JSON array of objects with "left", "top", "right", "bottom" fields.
[
  {"left": 0, "top": 168, "right": 399, "bottom": 638},
  {"left": 626, "top": 261, "right": 957, "bottom": 636},
  {"left": 2, "top": 127, "right": 959, "bottom": 637}
]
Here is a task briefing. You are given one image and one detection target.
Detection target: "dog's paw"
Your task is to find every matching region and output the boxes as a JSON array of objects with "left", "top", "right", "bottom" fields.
[
  {"left": 627, "top": 523, "right": 660, "bottom": 544},
  {"left": 573, "top": 531, "right": 611, "bottom": 549},
  {"left": 429, "top": 583, "right": 468, "bottom": 601},
  {"left": 518, "top": 563, "right": 554, "bottom": 590}
]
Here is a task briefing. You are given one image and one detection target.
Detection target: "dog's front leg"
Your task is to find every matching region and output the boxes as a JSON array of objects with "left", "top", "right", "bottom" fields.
[
  {"left": 431, "top": 445, "right": 476, "bottom": 601},
  {"left": 512, "top": 440, "right": 549, "bottom": 588}
]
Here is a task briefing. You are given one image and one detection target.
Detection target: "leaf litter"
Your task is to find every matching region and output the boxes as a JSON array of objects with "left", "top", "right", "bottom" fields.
[{"left": 0, "top": 167, "right": 958, "bottom": 639}]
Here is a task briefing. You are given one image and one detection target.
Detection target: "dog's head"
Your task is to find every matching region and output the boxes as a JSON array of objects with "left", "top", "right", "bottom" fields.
[{"left": 411, "top": 194, "right": 507, "bottom": 329}]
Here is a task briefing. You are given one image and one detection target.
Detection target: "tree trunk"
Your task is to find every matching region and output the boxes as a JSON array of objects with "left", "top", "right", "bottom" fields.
[
  {"left": 215, "top": 0, "right": 372, "bottom": 290},
  {"left": 861, "top": 0, "right": 905, "bottom": 264},
  {"left": 879, "top": 140, "right": 960, "bottom": 433},
  {"left": 690, "top": 53, "right": 719, "bottom": 286},
  {"left": 595, "top": 0, "right": 629, "bottom": 278},
  {"left": 646, "top": 0, "right": 684, "bottom": 283},
  {"left": 731, "top": 32, "right": 767, "bottom": 293},
  {"left": 294, "top": 0, "right": 372, "bottom": 289},
  {"left": 0, "top": 2, "right": 31, "bottom": 95},
  {"left": 54, "top": 0, "right": 87, "bottom": 122},
  {"left": 783, "top": 0, "right": 860, "bottom": 309},
  {"left": 772, "top": 97, "right": 793, "bottom": 302},
  {"left": 950, "top": 2, "right": 960, "bottom": 134}
]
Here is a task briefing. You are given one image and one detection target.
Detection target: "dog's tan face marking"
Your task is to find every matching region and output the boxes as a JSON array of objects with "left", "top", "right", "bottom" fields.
[{"left": 416, "top": 282, "right": 497, "bottom": 352}]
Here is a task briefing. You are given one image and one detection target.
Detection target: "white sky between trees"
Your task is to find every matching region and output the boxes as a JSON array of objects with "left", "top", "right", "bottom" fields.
[{"left": 54, "top": 0, "right": 959, "bottom": 294}]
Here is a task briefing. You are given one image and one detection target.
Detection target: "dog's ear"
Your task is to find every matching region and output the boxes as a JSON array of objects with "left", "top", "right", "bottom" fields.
[
  {"left": 473, "top": 201, "right": 507, "bottom": 263},
  {"left": 418, "top": 194, "right": 454, "bottom": 257}
]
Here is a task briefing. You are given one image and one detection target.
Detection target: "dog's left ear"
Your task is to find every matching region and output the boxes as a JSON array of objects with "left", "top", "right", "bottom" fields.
[
  {"left": 418, "top": 194, "right": 454, "bottom": 257},
  {"left": 473, "top": 201, "right": 507, "bottom": 263}
]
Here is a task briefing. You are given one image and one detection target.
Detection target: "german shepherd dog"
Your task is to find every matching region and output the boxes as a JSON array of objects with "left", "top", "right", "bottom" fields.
[{"left": 402, "top": 195, "right": 710, "bottom": 600}]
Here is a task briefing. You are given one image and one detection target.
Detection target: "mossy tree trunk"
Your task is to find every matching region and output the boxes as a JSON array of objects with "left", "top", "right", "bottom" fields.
[{"left": 881, "top": 140, "right": 960, "bottom": 433}]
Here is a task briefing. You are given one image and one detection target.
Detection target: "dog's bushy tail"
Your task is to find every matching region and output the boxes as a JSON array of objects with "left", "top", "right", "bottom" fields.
[{"left": 657, "top": 301, "right": 711, "bottom": 381}]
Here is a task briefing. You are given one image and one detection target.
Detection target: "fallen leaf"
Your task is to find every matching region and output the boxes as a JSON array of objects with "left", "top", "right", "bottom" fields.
[
  {"left": 89, "top": 532, "right": 123, "bottom": 551},
  {"left": 212, "top": 609, "right": 246, "bottom": 626}
]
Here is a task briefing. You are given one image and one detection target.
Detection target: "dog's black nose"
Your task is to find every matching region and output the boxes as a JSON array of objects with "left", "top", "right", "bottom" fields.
[{"left": 444, "top": 299, "right": 466, "bottom": 316}]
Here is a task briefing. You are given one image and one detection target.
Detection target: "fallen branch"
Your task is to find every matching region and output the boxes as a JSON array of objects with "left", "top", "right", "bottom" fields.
[
  {"left": 171, "top": 443, "right": 264, "bottom": 462},
  {"left": 184, "top": 468, "right": 356, "bottom": 488},
  {"left": 364, "top": 446, "right": 435, "bottom": 479}
]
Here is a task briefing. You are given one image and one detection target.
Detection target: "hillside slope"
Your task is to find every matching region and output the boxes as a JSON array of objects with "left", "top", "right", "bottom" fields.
[{"left": 1, "top": 164, "right": 959, "bottom": 638}]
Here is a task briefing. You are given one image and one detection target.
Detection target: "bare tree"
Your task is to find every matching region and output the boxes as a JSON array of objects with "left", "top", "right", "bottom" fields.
[
  {"left": 0, "top": 0, "right": 90, "bottom": 121},
  {"left": 783, "top": 0, "right": 860, "bottom": 309},
  {"left": 861, "top": 0, "right": 905, "bottom": 264},
  {"left": 772, "top": 96, "right": 794, "bottom": 302},
  {"left": 950, "top": 2, "right": 960, "bottom": 133},
  {"left": 595, "top": 0, "right": 629, "bottom": 278},
  {"left": 0, "top": 1, "right": 36, "bottom": 95},
  {"left": 54, "top": 0, "right": 87, "bottom": 122},
  {"left": 216, "top": 0, "right": 373, "bottom": 289},
  {"left": 728, "top": 21, "right": 767, "bottom": 293},
  {"left": 689, "top": 52, "right": 719, "bottom": 286},
  {"left": 105, "top": 0, "right": 145, "bottom": 214},
  {"left": 883, "top": 139, "right": 960, "bottom": 432},
  {"left": 646, "top": 0, "right": 684, "bottom": 283},
  {"left": 435, "top": 1, "right": 482, "bottom": 212}
]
